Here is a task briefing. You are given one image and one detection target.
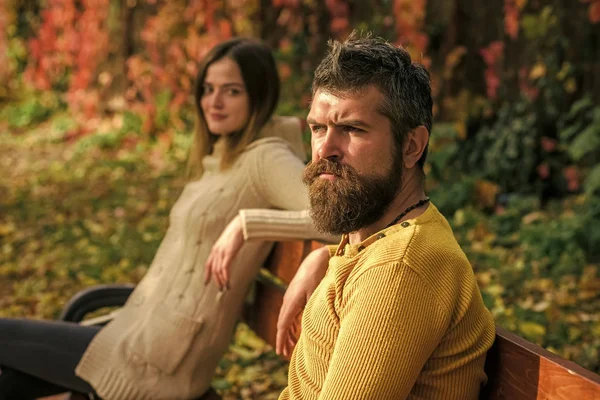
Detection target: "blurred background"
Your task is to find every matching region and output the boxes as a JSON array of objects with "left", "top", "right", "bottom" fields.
[{"left": 1, "top": 0, "right": 599, "bottom": 398}]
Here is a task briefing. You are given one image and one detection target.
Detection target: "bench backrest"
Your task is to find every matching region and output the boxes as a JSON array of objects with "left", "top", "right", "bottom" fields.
[
  {"left": 245, "top": 240, "right": 600, "bottom": 399},
  {"left": 482, "top": 325, "right": 600, "bottom": 399},
  {"left": 244, "top": 240, "right": 321, "bottom": 352}
]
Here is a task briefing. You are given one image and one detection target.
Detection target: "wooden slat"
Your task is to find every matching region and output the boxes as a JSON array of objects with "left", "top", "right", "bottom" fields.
[
  {"left": 482, "top": 326, "right": 600, "bottom": 399},
  {"left": 245, "top": 240, "right": 324, "bottom": 360},
  {"left": 263, "top": 240, "right": 323, "bottom": 283},
  {"left": 247, "top": 282, "right": 285, "bottom": 354}
]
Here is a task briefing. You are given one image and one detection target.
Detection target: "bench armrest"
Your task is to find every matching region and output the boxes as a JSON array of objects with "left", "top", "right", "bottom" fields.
[{"left": 59, "top": 284, "right": 135, "bottom": 323}]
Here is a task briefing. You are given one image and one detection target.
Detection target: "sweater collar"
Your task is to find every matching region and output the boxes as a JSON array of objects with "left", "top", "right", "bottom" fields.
[
  {"left": 201, "top": 139, "right": 224, "bottom": 174},
  {"left": 334, "top": 202, "right": 437, "bottom": 258},
  {"left": 201, "top": 116, "right": 305, "bottom": 174}
]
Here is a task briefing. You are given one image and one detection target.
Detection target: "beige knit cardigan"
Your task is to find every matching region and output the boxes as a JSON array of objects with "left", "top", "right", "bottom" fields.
[{"left": 75, "top": 117, "right": 333, "bottom": 400}]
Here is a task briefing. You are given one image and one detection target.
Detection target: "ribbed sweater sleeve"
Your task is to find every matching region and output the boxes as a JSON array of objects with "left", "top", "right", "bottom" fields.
[
  {"left": 318, "top": 262, "right": 447, "bottom": 399},
  {"left": 240, "top": 139, "right": 339, "bottom": 243},
  {"left": 239, "top": 209, "right": 338, "bottom": 243}
]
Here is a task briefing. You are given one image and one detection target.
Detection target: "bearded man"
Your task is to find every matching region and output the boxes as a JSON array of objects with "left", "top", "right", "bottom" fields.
[{"left": 276, "top": 33, "right": 496, "bottom": 400}]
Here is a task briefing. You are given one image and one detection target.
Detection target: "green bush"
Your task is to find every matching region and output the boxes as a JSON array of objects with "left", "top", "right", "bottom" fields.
[{"left": 0, "top": 95, "right": 59, "bottom": 128}]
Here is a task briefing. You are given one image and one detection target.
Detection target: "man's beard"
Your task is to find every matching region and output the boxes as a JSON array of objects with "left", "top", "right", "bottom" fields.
[{"left": 302, "top": 157, "right": 403, "bottom": 235}]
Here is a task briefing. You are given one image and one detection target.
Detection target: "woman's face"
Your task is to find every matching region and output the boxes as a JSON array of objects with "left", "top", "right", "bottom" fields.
[{"left": 200, "top": 57, "right": 251, "bottom": 136}]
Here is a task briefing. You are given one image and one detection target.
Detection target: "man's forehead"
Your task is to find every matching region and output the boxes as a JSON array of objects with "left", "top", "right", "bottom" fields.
[
  {"left": 313, "top": 85, "right": 380, "bottom": 100},
  {"left": 314, "top": 90, "right": 342, "bottom": 105},
  {"left": 308, "top": 87, "right": 384, "bottom": 120}
]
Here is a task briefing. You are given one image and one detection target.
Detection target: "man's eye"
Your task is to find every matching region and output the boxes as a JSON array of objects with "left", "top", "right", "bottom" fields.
[
  {"left": 344, "top": 126, "right": 364, "bottom": 133},
  {"left": 228, "top": 89, "right": 241, "bottom": 95},
  {"left": 311, "top": 125, "right": 326, "bottom": 133}
]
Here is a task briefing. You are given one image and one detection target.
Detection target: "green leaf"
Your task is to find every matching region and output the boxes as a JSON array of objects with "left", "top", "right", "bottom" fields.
[
  {"left": 584, "top": 165, "right": 600, "bottom": 195},
  {"left": 481, "top": 291, "right": 495, "bottom": 309},
  {"left": 567, "top": 124, "right": 600, "bottom": 161},
  {"left": 559, "top": 121, "right": 583, "bottom": 141},
  {"left": 566, "top": 97, "right": 593, "bottom": 121},
  {"left": 212, "top": 378, "right": 233, "bottom": 390},
  {"left": 519, "top": 321, "right": 547, "bottom": 342},
  {"left": 592, "top": 107, "right": 600, "bottom": 123}
]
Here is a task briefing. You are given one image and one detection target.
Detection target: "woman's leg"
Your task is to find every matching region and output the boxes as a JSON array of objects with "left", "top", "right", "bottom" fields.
[
  {"left": 0, "top": 366, "right": 74, "bottom": 400},
  {"left": 0, "top": 318, "right": 101, "bottom": 399}
]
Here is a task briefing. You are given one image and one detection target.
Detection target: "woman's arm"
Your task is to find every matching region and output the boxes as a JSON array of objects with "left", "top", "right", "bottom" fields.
[
  {"left": 244, "top": 138, "right": 338, "bottom": 242},
  {"left": 205, "top": 210, "right": 339, "bottom": 290},
  {"left": 239, "top": 209, "right": 337, "bottom": 244},
  {"left": 205, "top": 139, "right": 339, "bottom": 289}
]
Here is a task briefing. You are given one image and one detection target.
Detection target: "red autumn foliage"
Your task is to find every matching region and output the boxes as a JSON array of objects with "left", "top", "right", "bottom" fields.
[
  {"left": 9, "top": 0, "right": 595, "bottom": 145},
  {"left": 537, "top": 162, "right": 550, "bottom": 180},
  {"left": 582, "top": 0, "right": 600, "bottom": 23},
  {"left": 326, "top": 0, "right": 351, "bottom": 38},
  {"left": 504, "top": 0, "right": 521, "bottom": 39},
  {"left": 518, "top": 66, "right": 540, "bottom": 101},
  {"left": 24, "top": 0, "right": 109, "bottom": 118},
  {"left": 480, "top": 41, "right": 504, "bottom": 99},
  {"left": 17, "top": 0, "right": 435, "bottom": 133},
  {"left": 126, "top": 0, "right": 234, "bottom": 134},
  {"left": 540, "top": 137, "right": 558, "bottom": 153},
  {"left": 0, "top": 2, "right": 13, "bottom": 85},
  {"left": 563, "top": 166, "right": 581, "bottom": 192},
  {"left": 393, "top": 0, "right": 430, "bottom": 67}
]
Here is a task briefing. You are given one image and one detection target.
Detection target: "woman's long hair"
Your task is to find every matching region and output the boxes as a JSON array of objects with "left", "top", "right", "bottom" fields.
[{"left": 187, "top": 38, "right": 280, "bottom": 179}]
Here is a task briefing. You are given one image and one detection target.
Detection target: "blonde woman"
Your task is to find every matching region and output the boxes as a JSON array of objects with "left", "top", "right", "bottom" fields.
[{"left": 0, "top": 38, "right": 332, "bottom": 400}]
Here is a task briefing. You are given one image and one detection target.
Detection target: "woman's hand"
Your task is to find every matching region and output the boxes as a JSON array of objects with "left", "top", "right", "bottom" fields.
[
  {"left": 276, "top": 246, "right": 330, "bottom": 358},
  {"left": 204, "top": 214, "right": 244, "bottom": 290}
]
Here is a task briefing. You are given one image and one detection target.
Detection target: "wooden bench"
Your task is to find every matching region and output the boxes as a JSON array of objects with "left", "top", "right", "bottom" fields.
[
  {"left": 480, "top": 326, "right": 600, "bottom": 399},
  {"left": 246, "top": 240, "right": 600, "bottom": 400},
  {"left": 61, "top": 240, "right": 600, "bottom": 399}
]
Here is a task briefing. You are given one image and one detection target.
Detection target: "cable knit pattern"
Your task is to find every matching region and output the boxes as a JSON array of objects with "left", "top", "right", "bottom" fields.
[
  {"left": 280, "top": 204, "right": 496, "bottom": 400},
  {"left": 75, "top": 117, "right": 333, "bottom": 400}
]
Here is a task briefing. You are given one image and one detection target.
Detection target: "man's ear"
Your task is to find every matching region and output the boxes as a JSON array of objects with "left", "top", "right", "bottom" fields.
[{"left": 402, "top": 125, "right": 429, "bottom": 169}]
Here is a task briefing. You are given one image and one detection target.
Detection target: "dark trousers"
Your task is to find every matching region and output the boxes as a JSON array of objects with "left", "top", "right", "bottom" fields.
[{"left": 0, "top": 318, "right": 101, "bottom": 400}]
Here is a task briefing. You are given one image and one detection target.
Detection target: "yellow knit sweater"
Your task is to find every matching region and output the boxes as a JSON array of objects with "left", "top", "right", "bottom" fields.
[{"left": 280, "top": 204, "right": 496, "bottom": 400}]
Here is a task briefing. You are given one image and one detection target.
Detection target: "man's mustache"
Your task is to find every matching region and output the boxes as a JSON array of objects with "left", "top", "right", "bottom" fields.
[{"left": 304, "top": 159, "right": 355, "bottom": 182}]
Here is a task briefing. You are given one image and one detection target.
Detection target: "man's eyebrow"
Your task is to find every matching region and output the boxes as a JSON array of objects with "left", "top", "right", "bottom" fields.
[
  {"left": 337, "top": 119, "right": 372, "bottom": 129},
  {"left": 306, "top": 118, "right": 372, "bottom": 129}
]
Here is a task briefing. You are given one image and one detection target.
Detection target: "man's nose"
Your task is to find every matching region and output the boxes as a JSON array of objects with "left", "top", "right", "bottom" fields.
[{"left": 316, "top": 129, "right": 342, "bottom": 161}]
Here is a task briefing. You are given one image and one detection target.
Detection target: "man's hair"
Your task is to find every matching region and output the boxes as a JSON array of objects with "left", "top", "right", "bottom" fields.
[{"left": 312, "top": 32, "right": 433, "bottom": 169}]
